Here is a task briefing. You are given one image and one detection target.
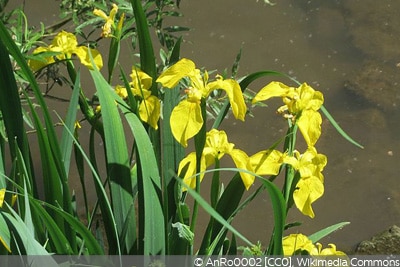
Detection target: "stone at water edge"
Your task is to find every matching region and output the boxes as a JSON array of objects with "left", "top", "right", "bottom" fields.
[{"left": 355, "top": 225, "right": 400, "bottom": 254}]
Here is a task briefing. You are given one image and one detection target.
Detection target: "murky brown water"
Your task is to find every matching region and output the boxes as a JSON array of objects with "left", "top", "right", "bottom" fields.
[{"left": 6, "top": 0, "right": 400, "bottom": 253}]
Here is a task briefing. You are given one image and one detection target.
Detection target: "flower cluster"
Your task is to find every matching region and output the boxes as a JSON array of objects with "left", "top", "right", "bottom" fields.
[
  {"left": 157, "top": 58, "right": 247, "bottom": 147},
  {"left": 93, "top": 3, "right": 119, "bottom": 38},
  {"left": 178, "top": 129, "right": 251, "bottom": 189},
  {"left": 28, "top": 31, "right": 103, "bottom": 71},
  {"left": 93, "top": 3, "right": 125, "bottom": 39},
  {"left": 157, "top": 59, "right": 328, "bottom": 218},
  {"left": 252, "top": 82, "right": 323, "bottom": 147},
  {"left": 115, "top": 67, "right": 160, "bottom": 129},
  {"left": 252, "top": 81, "right": 326, "bottom": 218}
]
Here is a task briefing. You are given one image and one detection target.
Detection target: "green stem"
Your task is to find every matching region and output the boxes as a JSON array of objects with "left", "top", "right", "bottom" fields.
[
  {"left": 210, "top": 159, "right": 220, "bottom": 208},
  {"left": 283, "top": 120, "right": 297, "bottom": 207},
  {"left": 66, "top": 61, "right": 104, "bottom": 138},
  {"left": 190, "top": 100, "right": 207, "bottom": 234}
]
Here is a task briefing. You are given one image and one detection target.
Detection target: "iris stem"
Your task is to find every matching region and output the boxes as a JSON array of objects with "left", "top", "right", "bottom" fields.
[
  {"left": 190, "top": 100, "right": 207, "bottom": 234},
  {"left": 283, "top": 120, "right": 297, "bottom": 207}
]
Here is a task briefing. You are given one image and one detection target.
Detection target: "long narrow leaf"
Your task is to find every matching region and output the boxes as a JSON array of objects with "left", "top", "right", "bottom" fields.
[
  {"left": 320, "top": 105, "right": 363, "bottom": 149},
  {"left": 0, "top": 19, "right": 75, "bottom": 243},
  {"left": 90, "top": 66, "right": 134, "bottom": 254},
  {"left": 0, "top": 32, "right": 29, "bottom": 166},
  {"left": 2, "top": 204, "right": 52, "bottom": 255},
  {"left": 60, "top": 72, "right": 81, "bottom": 176},
  {"left": 56, "top": 113, "right": 117, "bottom": 255},
  {"left": 308, "top": 222, "right": 350, "bottom": 243},
  {"left": 176, "top": 171, "right": 254, "bottom": 248},
  {"left": 29, "top": 200, "right": 74, "bottom": 254},
  {"left": 199, "top": 172, "right": 245, "bottom": 254},
  {"left": 118, "top": 103, "right": 165, "bottom": 255},
  {"left": 130, "top": 0, "right": 157, "bottom": 94},
  {"left": 179, "top": 167, "right": 286, "bottom": 255},
  {"left": 0, "top": 211, "right": 11, "bottom": 253},
  {"left": 38, "top": 201, "right": 104, "bottom": 255}
]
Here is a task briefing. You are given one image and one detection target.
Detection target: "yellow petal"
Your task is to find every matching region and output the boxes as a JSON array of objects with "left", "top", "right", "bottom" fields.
[
  {"left": 109, "top": 4, "right": 118, "bottom": 21},
  {"left": 318, "top": 244, "right": 347, "bottom": 256},
  {"left": 229, "top": 149, "right": 254, "bottom": 190},
  {"left": 252, "top": 81, "right": 291, "bottom": 104},
  {"left": 297, "top": 110, "right": 322, "bottom": 147},
  {"left": 115, "top": 85, "right": 128, "bottom": 99},
  {"left": 293, "top": 176, "right": 324, "bottom": 218},
  {"left": 93, "top": 4, "right": 118, "bottom": 37},
  {"left": 203, "top": 129, "right": 234, "bottom": 160},
  {"left": 178, "top": 152, "right": 206, "bottom": 190},
  {"left": 74, "top": 46, "right": 103, "bottom": 70},
  {"left": 170, "top": 100, "right": 203, "bottom": 147},
  {"left": 207, "top": 79, "right": 247, "bottom": 121},
  {"left": 130, "top": 67, "right": 153, "bottom": 91},
  {"left": 93, "top": 9, "right": 109, "bottom": 20},
  {"left": 297, "top": 147, "right": 327, "bottom": 180},
  {"left": 298, "top": 83, "right": 324, "bottom": 111},
  {"left": 0, "top": 188, "right": 5, "bottom": 208},
  {"left": 156, "top": 58, "right": 196, "bottom": 88},
  {"left": 249, "top": 149, "right": 284, "bottom": 176},
  {"left": 139, "top": 95, "right": 160, "bottom": 129},
  {"left": 282, "top": 234, "right": 315, "bottom": 256},
  {"left": 51, "top": 31, "right": 78, "bottom": 54}
]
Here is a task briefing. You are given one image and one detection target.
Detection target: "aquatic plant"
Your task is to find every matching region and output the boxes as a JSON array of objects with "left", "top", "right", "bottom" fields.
[{"left": 0, "top": 0, "right": 362, "bottom": 257}]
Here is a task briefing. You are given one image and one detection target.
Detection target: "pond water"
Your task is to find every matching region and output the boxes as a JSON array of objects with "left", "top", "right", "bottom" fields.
[
  {"left": 177, "top": 0, "right": 400, "bottom": 253},
  {"left": 6, "top": 0, "right": 400, "bottom": 253}
]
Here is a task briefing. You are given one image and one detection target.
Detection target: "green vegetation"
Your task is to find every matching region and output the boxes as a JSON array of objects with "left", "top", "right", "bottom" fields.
[{"left": 0, "top": 0, "right": 361, "bottom": 257}]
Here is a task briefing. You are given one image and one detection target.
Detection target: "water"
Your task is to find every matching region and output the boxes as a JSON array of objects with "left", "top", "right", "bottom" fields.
[
  {"left": 176, "top": 0, "right": 400, "bottom": 252},
  {"left": 6, "top": 0, "right": 400, "bottom": 253}
]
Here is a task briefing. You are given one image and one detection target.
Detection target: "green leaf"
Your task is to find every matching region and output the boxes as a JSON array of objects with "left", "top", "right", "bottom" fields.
[
  {"left": 38, "top": 201, "right": 104, "bottom": 255},
  {"left": 168, "top": 36, "right": 182, "bottom": 65},
  {"left": 90, "top": 66, "right": 133, "bottom": 254},
  {"left": 130, "top": 0, "right": 157, "bottom": 94},
  {"left": 0, "top": 212, "right": 11, "bottom": 253},
  {"left": 0, "top": 25, "right": 33, "bottom": 188},
  {"left": 2, "top": 204, "right": 53, "bottom": 255},
  {"left": 117, "top": 103, "right": 165, "bottom": 255},
  {"left": 260, "top": 178, "right": 285, "bottom": 255},
  {"left": 60, "top": 72, "right": 81, "bottom": 177},
  {"left": 0, "top": 20, "right": 75, "bottom": 244},
  {"left": 176, "top": 171, "right": 254, "bottom": 248},
  {"left": 56, "top": 114, "right": 114, "bottom": 255},
  {"left": 29, "top": 200, "right": 74, "bottom": 254},
  {"left": 308, "top": 222, "right": 350, "bottom": 243},
  {"left": 320, "top": 105, "right": 364, "bottom": 149},
  {"left": 199, "top": 172, "right": 245, "bottom": 254}
]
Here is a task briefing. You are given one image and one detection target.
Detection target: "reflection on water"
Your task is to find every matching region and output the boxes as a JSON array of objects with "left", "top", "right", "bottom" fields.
[{"left": 7, "top": 0, "right": 400, "bottom": 253}]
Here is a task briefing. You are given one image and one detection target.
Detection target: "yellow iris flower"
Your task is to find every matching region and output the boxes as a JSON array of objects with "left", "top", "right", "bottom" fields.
[
  {"left": 284, "top": 147, "right": 327, "bottom": 218},
  {"left": 283, "top": 234, "right": 315, "bottom": 255},
  {"left": 157, "top": 58, "right": 247, "bottom": 147},
  {"left": 115, "top": 68, "right": 160, "bottom": 129},
  {"left": 248, "top": 149, "right": 285, "bottom": 176},
  {"left": 252, "top": 82, "right": 324, "bottom": 147},
  {"left": 178, "top": 129, "right": 252, "bottom": 189},
  {"left": 283, "top": 234, "right": 346, "bottom": 256},
  {"left": 311, "top": 243, "right": 347, "bottom": 256},
  {"left": 93, "top": 3, "right": 118, "bottom": 38},
  {"left": 28, "top": 31, "right": 103, "bottom": 71}
]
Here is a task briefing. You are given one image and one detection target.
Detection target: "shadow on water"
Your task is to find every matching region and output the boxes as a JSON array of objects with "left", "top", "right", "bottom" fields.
[{"left": 7, "top": 0, "right": 400, "bottom": 253}]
